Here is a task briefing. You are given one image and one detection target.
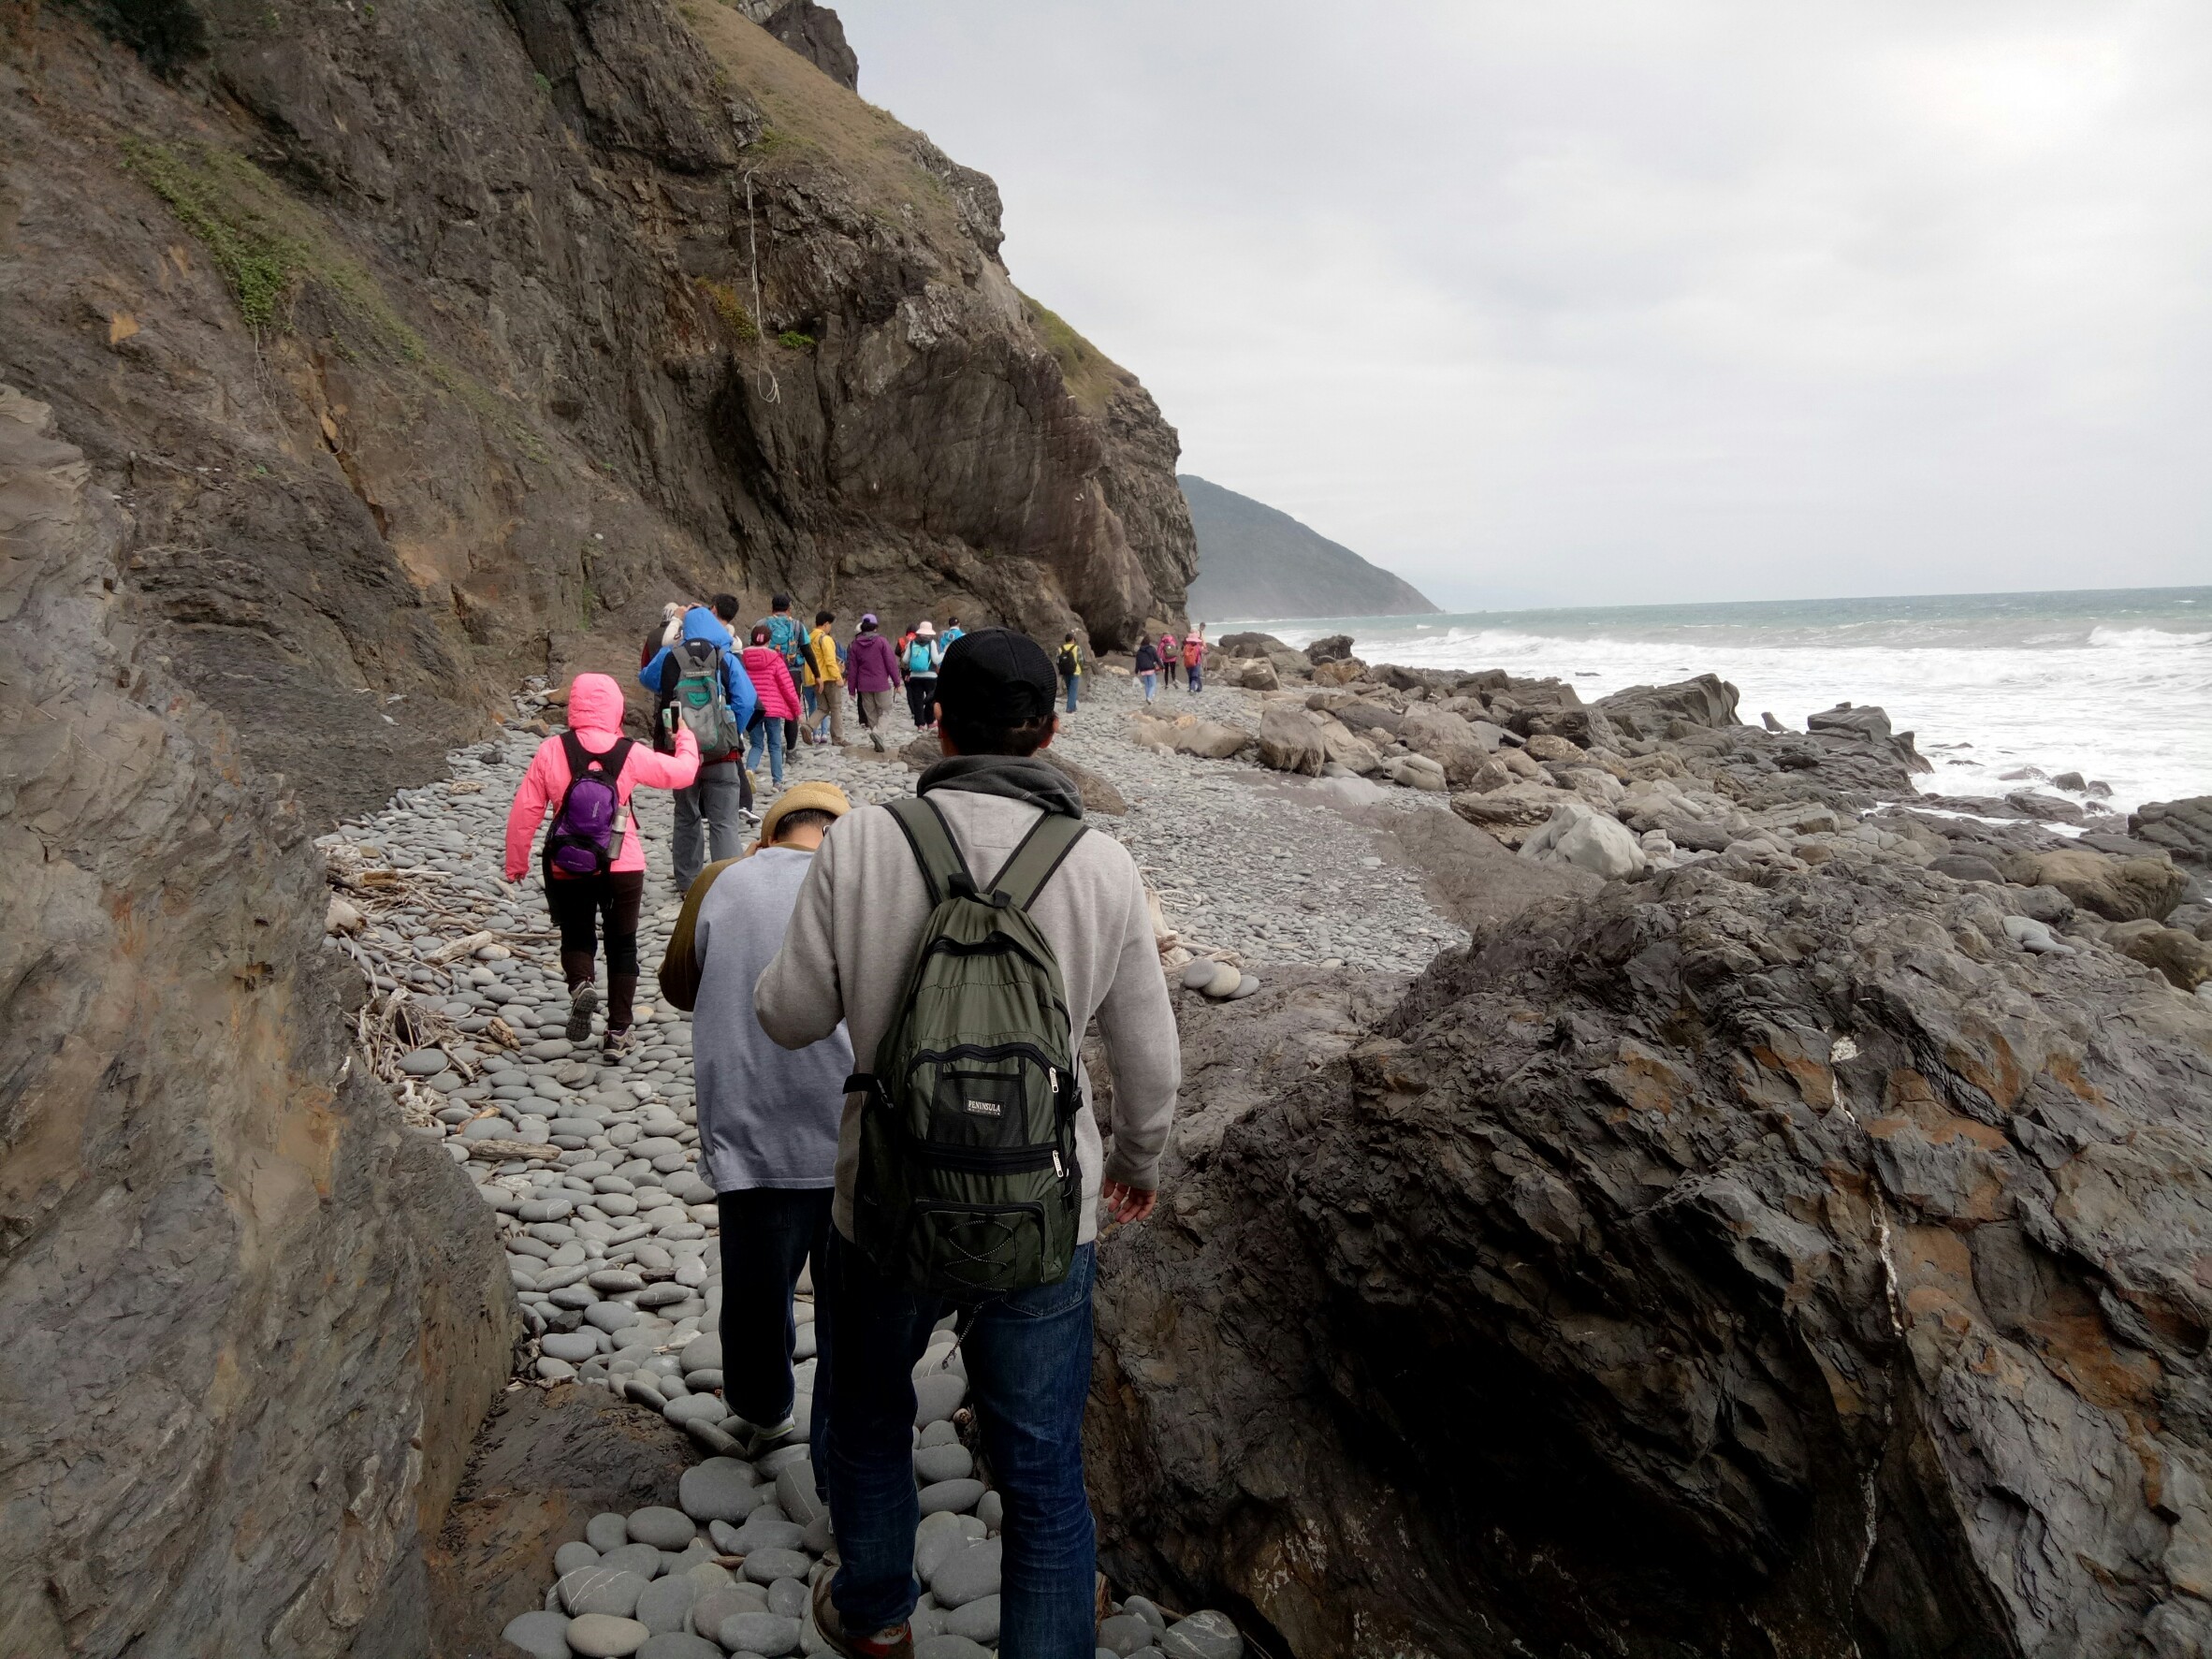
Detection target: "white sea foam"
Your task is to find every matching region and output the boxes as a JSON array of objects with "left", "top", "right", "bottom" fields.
[{"left": 1239, "top": 589, "right": 2212, "bottom": 817}]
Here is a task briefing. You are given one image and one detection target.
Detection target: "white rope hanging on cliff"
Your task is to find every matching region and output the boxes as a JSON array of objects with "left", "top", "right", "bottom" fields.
[{"left": 744, "top": 169, "right": 781, "bottom": 405}]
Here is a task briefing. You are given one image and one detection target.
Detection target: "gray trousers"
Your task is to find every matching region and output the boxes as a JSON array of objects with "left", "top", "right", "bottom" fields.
[{"left": 672, "top": 759, "right": 748, "bottom": 891}]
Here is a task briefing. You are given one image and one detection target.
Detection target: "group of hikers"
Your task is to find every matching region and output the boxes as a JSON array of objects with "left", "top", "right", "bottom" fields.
[
  {"left": 1131, "top": 623, "right": 1207, "bottom": 703},
  {"left": 502, "top": 616, "right": 1182, "bottom": 1658}
]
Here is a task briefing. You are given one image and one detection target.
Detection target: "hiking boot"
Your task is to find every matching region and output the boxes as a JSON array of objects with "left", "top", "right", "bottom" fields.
[
  {"left": 811, "top": 1572, "right": 911, "bottom": 1659},
  {"left": 601, "top": 1027, "right": 635, "bottom": 1063},
  {"left": 726, "top": 1412, "right": 797, "bottom": 1459},
  {"left": 564, "top": 983, "right": 599, "bottom": 1042}
]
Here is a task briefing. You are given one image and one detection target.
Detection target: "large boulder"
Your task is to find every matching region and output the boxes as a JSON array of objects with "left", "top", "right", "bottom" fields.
[
  {"left": 2003, "top": 848, "right": 2188, "bottom": 923},
  {"left": 1397, "top": 706, "right": 1489, "bottom": 789},
  {"left": 1090, "top": 860, "right": 2212, "bottom": 1659},
  {"left": 1320, "top": 698, "right": 1404, "bottom": 741},
  {"left": 1257, "top": 703, "right": 1327, "bottom": 777},
  {"left": 1221, "top": 656, "right": 1280, "bottom": 691},
  {"left": 1310, "top": 658, "right": 1369, "bottom": 687},
  {"left": 1171, "top": 720, "right": 1258, "bottom": 762},
  {"left": 1316, "top": 718, "right": 1383, "bottom": 776},
  {"left": 1517, "top": 801, "right": 1646, "bottom": 880},
  {"left": 1594, "top": 673, "right": 1741, "bottom": 738},
  {"left": 1806, "top": 703, "right": 1933, "bottom": 776},
  {"left": 1304, "top": 633, "right": 1357, "bottom": 664},
  {"left": 1450, "top": 781, "right": 1582, "bottom": 843},
  {"left": 2133, "top": 798, "right": 2212, "bottom": 870}
]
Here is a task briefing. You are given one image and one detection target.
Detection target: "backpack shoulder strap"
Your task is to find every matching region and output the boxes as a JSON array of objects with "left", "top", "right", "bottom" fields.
[
  {"left": 885, "top": 796, "right": 973, "bottom": 909},
  {"left": 559, "top": 730, "right": 589, "bottom": 778},
  {"left": 987, "top": 811, "right": 1087, "bottom": 910}
]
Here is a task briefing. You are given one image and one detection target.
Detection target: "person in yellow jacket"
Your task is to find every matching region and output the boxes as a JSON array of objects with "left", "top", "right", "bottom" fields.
[{"left": 802, "top": 609, "right": 847, "bottom": 746}]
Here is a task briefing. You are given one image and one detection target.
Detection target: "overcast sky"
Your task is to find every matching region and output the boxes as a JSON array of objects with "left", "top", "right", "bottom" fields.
[{"left": 832, "top": 2, "right": 2212, "bottom": 610}]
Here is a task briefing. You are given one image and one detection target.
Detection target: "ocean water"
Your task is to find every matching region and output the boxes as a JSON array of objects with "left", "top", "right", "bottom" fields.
[{"left": 1229, "top": 588, "right": 2212, "bottom": 818}]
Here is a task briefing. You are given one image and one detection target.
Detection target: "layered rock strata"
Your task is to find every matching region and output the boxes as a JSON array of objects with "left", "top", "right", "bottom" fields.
[
  {"left": 0, "top": 388, "right": 518, "bottom": 1657},
  {"left": 2, "top": 0, "right": 1194, "bottom": 820}
]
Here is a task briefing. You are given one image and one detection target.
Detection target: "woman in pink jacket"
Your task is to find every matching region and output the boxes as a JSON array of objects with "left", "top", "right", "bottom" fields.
[
  {"left": 504, "top": 673, "right": 699, "bottom": 1057},
  {"left": 739, "top": 624, "right": 802, "bottom": 789}
]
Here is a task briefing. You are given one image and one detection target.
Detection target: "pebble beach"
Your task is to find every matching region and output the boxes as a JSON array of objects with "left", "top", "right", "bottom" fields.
[{"left": 318, "top": 665, "right": 1452, "bottom": 1659}]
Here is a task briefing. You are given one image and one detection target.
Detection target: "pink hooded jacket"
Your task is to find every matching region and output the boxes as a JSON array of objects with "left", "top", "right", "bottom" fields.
[
  {"left": 503, "top": 673, "right": 699, "bottom": 880},
  {"left": 740, "top": 645, "right": 802, "bottom": 721}
]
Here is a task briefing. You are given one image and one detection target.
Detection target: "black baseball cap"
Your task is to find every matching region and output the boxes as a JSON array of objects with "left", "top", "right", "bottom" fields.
[{"left": 937, "top": 628, "right": 1056, "bottom": 724}]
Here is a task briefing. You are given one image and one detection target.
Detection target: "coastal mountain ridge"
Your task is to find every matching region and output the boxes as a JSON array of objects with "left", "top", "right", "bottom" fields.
[{"left": 1182, "top": 472, "right": 1440, "bottom": 622}]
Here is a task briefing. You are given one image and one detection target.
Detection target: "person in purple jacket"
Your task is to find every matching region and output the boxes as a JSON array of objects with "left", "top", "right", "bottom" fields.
[{"left": 843, "top": 614, "right": 904, "bottom": 753}]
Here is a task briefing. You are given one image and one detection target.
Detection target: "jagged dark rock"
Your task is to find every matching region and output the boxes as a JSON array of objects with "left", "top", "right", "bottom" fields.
[
  {"left": 2, "top": 0, "right": 1193, "bottom": 822},
  {"left": 1091, "top": 856, "right": 2212, "bottom": 1659},
  {"left": 756, "top": 0, "right": 857, "bottom": 90},
  {"left": 2135, "top": 798, "right": 2212, "bottom": 871},
  {"left": 1596, "top": 672, "right": 1741, "bottom": 737}
]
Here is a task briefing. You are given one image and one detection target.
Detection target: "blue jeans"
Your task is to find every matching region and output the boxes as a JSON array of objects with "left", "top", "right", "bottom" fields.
[
  {"left": 1186, "top": 663, "right": 1201, "bottom": 692},
  {"left": 820, "top": 1234, "right": 1097, "bottom": 1657},
  {"left": 1063, "top": 676, "right": 1079, "bottom": 713},
  {"left": 1137, "top": 671, "right": 1156, "bottom": 701},
  {"left": 746, "top": 715, "right": 785, "bottom": 785}
]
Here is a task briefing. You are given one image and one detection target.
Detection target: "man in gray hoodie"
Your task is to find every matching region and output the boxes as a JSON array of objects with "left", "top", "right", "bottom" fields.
[
  {"left": 659, "top": 781, "right": 855, "bottom": 1459},
  {"left": 756, "top": 629, "right": 1179, "bottom": 1659}
]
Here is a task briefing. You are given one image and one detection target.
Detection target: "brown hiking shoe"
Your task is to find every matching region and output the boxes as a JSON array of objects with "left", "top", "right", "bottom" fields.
[{"left": 811, "top": 1571, "right": 912, "bottom": 1659}]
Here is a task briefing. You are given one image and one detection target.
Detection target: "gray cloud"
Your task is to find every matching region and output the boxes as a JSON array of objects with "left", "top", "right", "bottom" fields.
[{"left": 835, "top": 1, "right": 2212, "bottom": 606}]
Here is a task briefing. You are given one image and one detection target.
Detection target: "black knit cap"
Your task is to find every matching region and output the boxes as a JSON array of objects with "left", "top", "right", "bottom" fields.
[{"left": 936, "top": 628, "right": 1056, "bottom": 724}]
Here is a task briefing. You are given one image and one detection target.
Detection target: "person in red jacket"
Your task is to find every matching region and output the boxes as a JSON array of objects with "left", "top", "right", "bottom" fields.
[
  {"left": 741, "top": 624, "right": 803, "bottom": 789},
  {"left": 843, "top": 613, "right": 904, "bottom": 753},
  {"left": 503, "top": 673, "right": 700, "bottom": 1057}
]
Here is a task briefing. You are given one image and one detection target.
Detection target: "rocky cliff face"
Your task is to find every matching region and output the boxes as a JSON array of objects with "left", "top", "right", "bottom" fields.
[
  {"left": 0, "top": 386, "right": 519, "bottom": 1656},
  {"left": 1, "top": 2, "right": 1193, "bottom": 1649},
  {"left": 1091, "top": 854, "right": 2212, "bottom": 1658},
  {"left": 3, "top": 0, "right": 1194, "bottom": 821}
]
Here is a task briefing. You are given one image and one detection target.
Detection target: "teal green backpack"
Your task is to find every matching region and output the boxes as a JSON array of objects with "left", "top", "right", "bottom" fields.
[{"left": 849, "top": 796, "right": 1088, "bottom": 1296}]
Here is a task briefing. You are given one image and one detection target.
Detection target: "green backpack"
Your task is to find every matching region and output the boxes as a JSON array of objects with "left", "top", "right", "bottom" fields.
[
  {"left": 667, "top": 638, "right": 744, "bottom": 758},
  {"left": 849, "top": 796, "right": 1088, "bottom": 1296}
]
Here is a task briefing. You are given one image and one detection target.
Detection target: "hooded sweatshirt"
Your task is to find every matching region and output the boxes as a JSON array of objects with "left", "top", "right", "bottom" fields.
[
  {"left": 503, "top": 673, "right": 700, "bottom": 879},
  {"left": 755, "top": 755, "right": 1181, "bottom": 1244},
  {"left": 845, "top": 629, "right": 903, "bottom": 693},
  {"left": 639, "top": 608, "right": 761, "bottom": 750},
  {"left": 740, "top": 645, "right": 802, "bottom": 721}
]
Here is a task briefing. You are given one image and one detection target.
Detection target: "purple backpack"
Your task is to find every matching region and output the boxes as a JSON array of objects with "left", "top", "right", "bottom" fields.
[{"left": 545, "top": 732, "right": 633, "bottom": 876}]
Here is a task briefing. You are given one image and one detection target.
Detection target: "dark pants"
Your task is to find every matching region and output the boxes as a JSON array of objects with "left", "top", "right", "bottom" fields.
[
  {"left": 821, "top": 1233, "right": 1098, "bottom": 1656},
  {"left": 906, "top": 677, "right": 937, "bottom": 727},
  {"left": 716, "top": 1187, "right": 834, "bottom": 1429},
  {"left": 545, "top": 866, "right": 644, "bottom": 1028}
]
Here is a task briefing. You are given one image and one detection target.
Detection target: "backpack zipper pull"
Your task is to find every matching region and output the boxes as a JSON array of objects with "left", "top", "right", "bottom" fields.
[
  {"left": 1053, "top": 1148, "right": 1066, "bottom": 1179},
  {"left": 1048, "top": 1066, "right": 1057, "bottom": 1096}
]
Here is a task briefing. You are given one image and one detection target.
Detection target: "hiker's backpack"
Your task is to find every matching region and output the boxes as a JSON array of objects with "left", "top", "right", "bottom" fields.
[
  {"left": 849, "top": 797, "right": 1089, "bottom": 1296},
  {"left": 764, "top": 614, "right": 806, "bottom": 678},
  {"left": 905, "top": 637, "right": 938, "bottom": 676},
  {"left": 1057, "top": 644, "right": 1081, "bottom": 678},
  {"left": 670, "top": 639, "right": 744, "bottom": 756},
  {"left": 545, "top": 732, "right": 633, "bottom": 876}
]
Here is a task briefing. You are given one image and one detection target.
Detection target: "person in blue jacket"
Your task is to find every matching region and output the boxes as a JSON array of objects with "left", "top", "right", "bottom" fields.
[{"left": 641, "top": 595, "right": 761, "bottom": 890}]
